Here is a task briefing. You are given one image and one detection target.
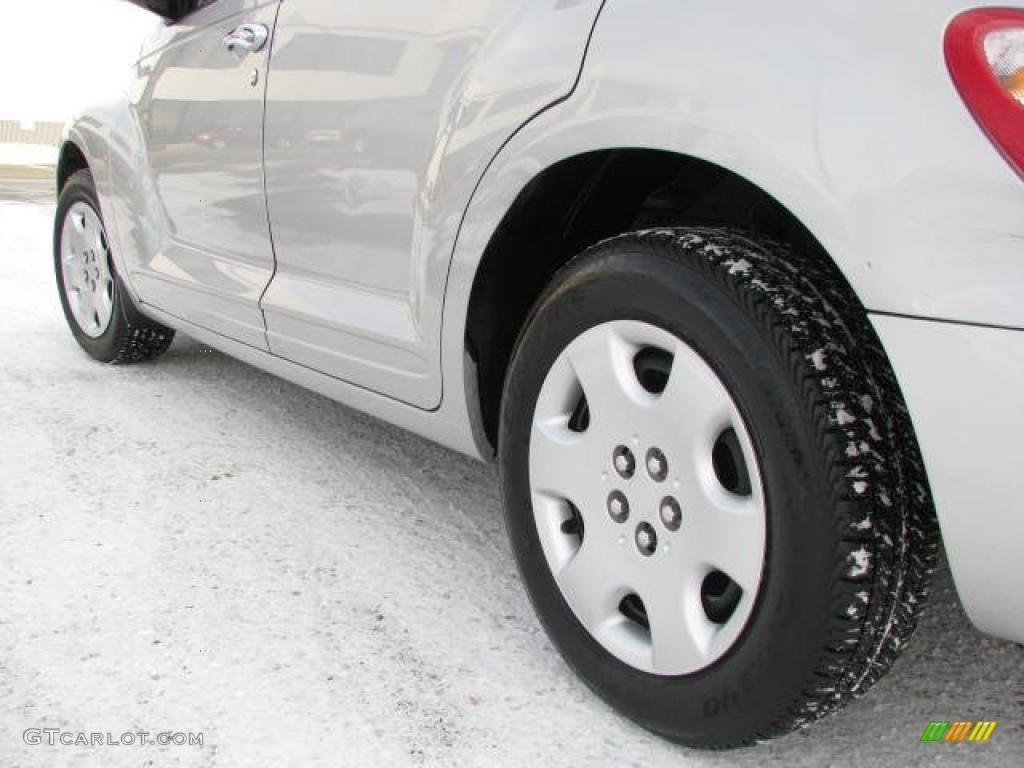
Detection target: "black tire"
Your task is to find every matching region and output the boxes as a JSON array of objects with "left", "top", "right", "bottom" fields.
[
  {"left": 54, "top": 169, "right": 174, "bottom": 363},
  {"left": 498, "top": 228, "right": 939, "bottom": 748}
]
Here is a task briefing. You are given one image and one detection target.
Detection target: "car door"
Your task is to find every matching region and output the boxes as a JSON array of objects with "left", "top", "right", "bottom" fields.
[
  {"left": 126, "top": 0, "right": 280, "bottom": 349},
  {"left": 261, "top": 0, "right": 604, "bottom": 408}
]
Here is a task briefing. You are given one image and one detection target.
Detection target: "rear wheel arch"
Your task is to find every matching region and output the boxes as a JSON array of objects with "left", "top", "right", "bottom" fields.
[{"left": 465, "top": 149, "right": 857, "bottom": 452}]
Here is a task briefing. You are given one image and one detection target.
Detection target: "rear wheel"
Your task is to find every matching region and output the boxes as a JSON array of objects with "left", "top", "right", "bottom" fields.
[
  {"left": 55, "top": 169, "right": 174, "bottom": 363},
  {"left": 498, "top": 228, "right": 938, "bottom": 748}
]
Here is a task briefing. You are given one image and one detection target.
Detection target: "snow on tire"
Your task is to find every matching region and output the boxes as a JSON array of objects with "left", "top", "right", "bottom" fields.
[{"left": 499, "top": 226, "right": 940, "bottom": 747}]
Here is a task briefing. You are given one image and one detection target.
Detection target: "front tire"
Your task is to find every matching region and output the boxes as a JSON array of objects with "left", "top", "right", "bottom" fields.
[
  {"left": 499, "top": 228, "right": 938, "bottom": 748},
  {"left": 55, "top": 169, "right": 174, "bottom": 363}
]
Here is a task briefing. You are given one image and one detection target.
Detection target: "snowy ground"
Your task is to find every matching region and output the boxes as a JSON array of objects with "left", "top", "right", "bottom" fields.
[{"left": 0, "top": 196, "right": 1020, "bottom": 767}]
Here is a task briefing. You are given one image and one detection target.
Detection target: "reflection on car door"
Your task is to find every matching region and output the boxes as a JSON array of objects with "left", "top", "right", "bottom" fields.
[
  {"left": 128, "top": 0, "right": 280, "bottom": 349},
  {"left": 261, "top": 0, "right": 603, "bottom": 408}
]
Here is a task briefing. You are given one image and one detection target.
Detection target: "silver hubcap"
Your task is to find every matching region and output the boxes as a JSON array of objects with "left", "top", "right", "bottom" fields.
[
  {"left": 61, "top": 201, "right": 114, "bottom": 338},
  {"left": 529, "top": 321, "right": 766, "bottom": 676}
]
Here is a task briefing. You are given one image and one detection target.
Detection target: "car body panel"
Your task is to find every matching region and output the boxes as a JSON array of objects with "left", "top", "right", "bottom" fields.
[
  {"left": 139, "top": 300, "right": 487, "bottom": 457},
  {"left": 115, "top": 0, "right": 281, "bottom": 349},
  {"left": 260, "top": 0, "right": 605, "bottom": 408},
  {"left": 872, "top": 315, "right": 1024, "bottom": 641},
  {"left": 448, "top": 0, "right": 1024, "bottom": 331},
  {"left": 62, "top": 0, "right": 1024, "bottom": 643}
]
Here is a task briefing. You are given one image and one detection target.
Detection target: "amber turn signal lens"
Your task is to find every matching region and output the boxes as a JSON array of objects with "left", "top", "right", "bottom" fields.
[{"left": 999, "top": 67, "right": 1024, "bottom": 103}]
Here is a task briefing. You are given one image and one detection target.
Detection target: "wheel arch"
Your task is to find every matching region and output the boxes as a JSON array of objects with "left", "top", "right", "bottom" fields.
[
  {"left": 57, "top": 140, "right": 90, "bottom": 196},
  {"left": 464, "top": 148, "right": 851, "bottom": 450}
]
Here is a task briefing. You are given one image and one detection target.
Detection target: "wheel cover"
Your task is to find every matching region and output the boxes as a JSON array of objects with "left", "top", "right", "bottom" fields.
[
  {"left": 529, "top": 320, "right": 766, "bottom": 676},
  {"left": 61, "top": 201, "right": 115, "bottom": 338}
]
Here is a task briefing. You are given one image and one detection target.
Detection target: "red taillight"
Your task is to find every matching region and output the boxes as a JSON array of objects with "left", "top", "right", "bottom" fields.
[{"left": 945, "top": 7, "right": 1024, "bottom": 178}]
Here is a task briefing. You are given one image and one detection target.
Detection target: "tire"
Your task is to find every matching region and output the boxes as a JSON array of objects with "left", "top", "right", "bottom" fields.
[
  {"left": 498, "top": 228, "right": 939, "bottom": 748},
  {"left": 55, "top": 169, "right": 174, "bottom": 363}
]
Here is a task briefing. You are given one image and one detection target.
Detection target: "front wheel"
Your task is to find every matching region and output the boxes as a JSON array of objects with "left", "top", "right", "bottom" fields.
[
  {"left": 498, "top": 228, "right": 938, "bottom": 748},
  {"left": 55, "top": 169, "right": 174, "bottom": 363}
]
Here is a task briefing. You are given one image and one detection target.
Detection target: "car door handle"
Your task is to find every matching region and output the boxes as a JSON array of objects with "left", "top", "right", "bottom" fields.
[{"left": 223, "top": 24, "right": 269, "bottom": 54}]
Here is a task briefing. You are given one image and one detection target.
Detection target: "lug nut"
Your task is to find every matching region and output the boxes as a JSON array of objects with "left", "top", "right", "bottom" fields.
[
  {"left": 646, "top": 447, "right": 668, "bottom": 482},
  {"left": 635, "top": 522, "right": 657, "bottom": 556},
  {"left": 607, "top": 490, "right": 630, "bottom": 523},
  {"left": 660, "top": 496, "right": 682, "bottom": 531},
  {"left": 613, "top": 446, "right": 636, "bottom": 479}
]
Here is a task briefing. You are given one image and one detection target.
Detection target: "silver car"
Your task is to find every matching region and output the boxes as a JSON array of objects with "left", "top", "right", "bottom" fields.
[{"left": 55, "top": 0, "right": 1024, "bottom": 748}]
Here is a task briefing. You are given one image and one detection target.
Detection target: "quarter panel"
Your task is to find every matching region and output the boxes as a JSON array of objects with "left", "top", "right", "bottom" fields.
[
  {"left": 444, "top": 0, "right": 1024, "bottom": 359},
  {"left": 872, "top": 316, "right": 1024, "bottom": 642},
  {"left": 443, "top": 0, "right": 1024, "bottom": 438}
]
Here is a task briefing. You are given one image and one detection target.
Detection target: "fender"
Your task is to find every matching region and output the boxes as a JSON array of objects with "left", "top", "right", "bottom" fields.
[
  {"left": 441, "top": 0, "right": 1024, "bottom": 451},
  {"left": 61, "top": 96, "right": 149, "bottom": 307}
]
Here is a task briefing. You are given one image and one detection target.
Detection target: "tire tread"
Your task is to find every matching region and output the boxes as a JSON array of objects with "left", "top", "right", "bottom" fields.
[{"left": 602, "top": 227, "right": 941, "bottom": 745}]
